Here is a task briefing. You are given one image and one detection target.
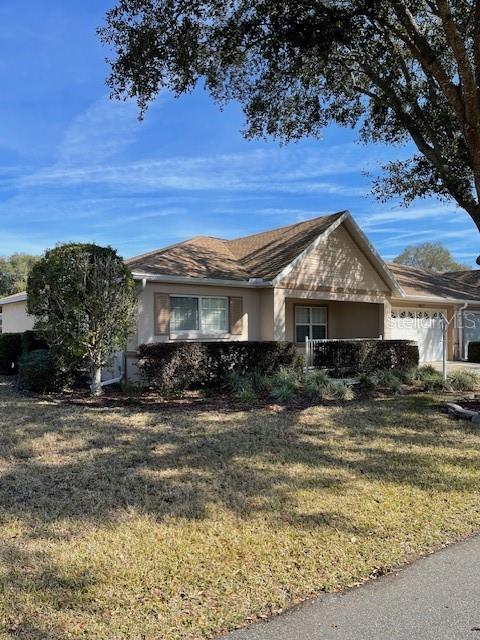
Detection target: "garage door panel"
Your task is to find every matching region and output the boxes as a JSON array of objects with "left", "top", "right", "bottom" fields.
[{"left": 391, "top": 309, "right": 445, "bottom": 362}]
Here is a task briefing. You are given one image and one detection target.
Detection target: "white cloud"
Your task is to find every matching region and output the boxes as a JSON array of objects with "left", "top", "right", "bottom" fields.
[
  {"left": 20, "top": 149, "right": 367, "bottom": 197},
  {"left": 55, "top": 97, "right": 142, "bottom": 166},
  {"left": 361, "top": 203, "right": 460, "bottom": 228}
]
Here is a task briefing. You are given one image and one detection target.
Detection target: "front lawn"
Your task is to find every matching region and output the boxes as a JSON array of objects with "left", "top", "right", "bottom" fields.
[{"left": 1, "top": 378, "right": 480, "bottom": 639}]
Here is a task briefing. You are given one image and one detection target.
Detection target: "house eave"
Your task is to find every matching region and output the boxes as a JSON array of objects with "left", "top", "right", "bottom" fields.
[
  {"left": 392, "top": 294, "right": 480, "bottom": 306},
  {"left": 131, "top": 272, "right": 273, "bottom": 288},
  {"left": 0, "top": 292, "right": 28, "bottom": 305}
]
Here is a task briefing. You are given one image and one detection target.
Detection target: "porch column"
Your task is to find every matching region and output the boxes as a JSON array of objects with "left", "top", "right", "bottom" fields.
[
  {"left": 273, "top": 288, "right": 287, "bottom": 341},
  {"left": 380, "top": 298, "right": 392, "bottom": 339}
]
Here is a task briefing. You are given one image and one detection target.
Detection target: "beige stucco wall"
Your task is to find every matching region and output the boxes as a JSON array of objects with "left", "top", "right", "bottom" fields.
[
  {"left": 279, "top": 225, "right": 390, "bottom": 293},
  {"left": 1, "top": 301, "right": 34, "bottom": 334},
  {"left": 132, "top": 281, "right": 264, "bottom": 348},
  {"left": 284, "top": 298, "right": 382, "bottom": 343}
]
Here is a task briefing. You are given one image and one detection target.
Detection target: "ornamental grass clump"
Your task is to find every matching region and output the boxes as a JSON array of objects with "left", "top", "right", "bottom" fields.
[
  {"left": 303, "top": 369, "right": 332, "bottom": 401},
  {"left": 448, "top": 370, "right": 480, "bottom": 392},
  {"left": 269, "top": 367, "right": 303, "bottom": 403}
]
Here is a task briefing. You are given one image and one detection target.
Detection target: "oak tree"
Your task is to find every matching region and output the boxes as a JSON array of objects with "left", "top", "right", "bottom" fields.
[{"left": 100, "top": 0, "right": 480, "bottom": 261}]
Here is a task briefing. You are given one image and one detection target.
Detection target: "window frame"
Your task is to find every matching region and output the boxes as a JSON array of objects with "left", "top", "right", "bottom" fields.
[
  {"left": 294, "top": 305, "right": 328, "bottom": 344},
  {"left": 169, "top": 294, "right": 229, "bottom": 338}
]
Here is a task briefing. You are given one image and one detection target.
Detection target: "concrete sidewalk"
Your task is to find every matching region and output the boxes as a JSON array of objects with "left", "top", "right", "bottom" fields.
[{"left": 223, "top": 536, "right": 480, "bottom": 640}]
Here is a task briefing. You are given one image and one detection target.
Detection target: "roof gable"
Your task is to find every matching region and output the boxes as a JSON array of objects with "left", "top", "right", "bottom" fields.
[
  {"left": 127, "top": 212, "right": 345, "bottom": 282},
  {"left": 226, "top": 212, "right": 344, "bottom": 280}
]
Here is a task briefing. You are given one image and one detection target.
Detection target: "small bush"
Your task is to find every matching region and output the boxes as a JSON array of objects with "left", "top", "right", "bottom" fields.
[
  {"left": 303, "top": 370, "right": 332, "bottom": 400},
  {"left": 420, "top": 370, "right": 446, "bottom": 392},
  {"left": 416, "top": 365, "right": 438, "bottom": 382},
  {"left": 17, "top": 350, "right": 56, "bottom": 392},
  {"left": 234, "top": 384, "right": 257, "bottom": 403},
  {"left": 269, "top": 367, "right": 303, "bottom": 403},
  {"left": 448, "top": 370, "right": 480, "bottom": 392},
  {"left": 468, "top": 342, "right": 480, "bottom": 363},
  {"left": 377, "top": 370, "right": 402, "bottom": 394},
  {"left": 330, "top": 381, "right": 355, "bottom": 401},
  {"left": 21, "top": 330, "right": 49, "bottom": 354},
  {"left": 121, "top": 380, "right": 143, "bottom": 397},
  {"left": 310, "top": 339, "right": 419, "bottom": 376},
  {"left": 359, "top": 372, "right": 379, "bottom": 390},
  {"left": 0, "top": 333, "right": 23, "bottom": 375},
  {"left": 138, "top": 341, "right": 300, "bottom": 391},
  {"left": 397, "top": 366, "right": 418, "bottom": 385}
]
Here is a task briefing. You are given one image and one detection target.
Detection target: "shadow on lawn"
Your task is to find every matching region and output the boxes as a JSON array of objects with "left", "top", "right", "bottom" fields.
[
  {"left": 0, "top": 389, "right": 478, "bottom": 530},
  {"left": 1, "top": 383, "right": 480, "bottom": 638}
]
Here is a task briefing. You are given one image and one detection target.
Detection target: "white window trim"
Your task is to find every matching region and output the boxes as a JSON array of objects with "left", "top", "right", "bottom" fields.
[
  {"left": 295, "top": 305, "right": 328, "bottom": 343},
  {"left": 170, "top": 294, "right": 229, "bottom": 339}
]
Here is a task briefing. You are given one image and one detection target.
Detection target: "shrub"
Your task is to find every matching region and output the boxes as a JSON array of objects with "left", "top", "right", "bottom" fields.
[
  {"left": 269, "top": 367, "right": 303, "bottom": 403},
  {"left": 416, "top": 365, "right": 438, "bottom": 382},
  {"left": 448, "top": 370, "right": 480, "bottom": 392},
  {"left": 310, "top": 339, "right": 419, "bottom": 376},
  {"left": 419, "top": 369, "right": 446, "bottom": 392},
  {"left": 329, "top": 381, "right": 355, "bottom": 401},
  {"left": 377, "top": 370, "right": 402, "bottom": 394},
  {"left": 0, "top": 333, "right": 23, "bottom": 375},
  {"left": 17, "top": 350, "right": 56, "bottom": 392},
  {"left": 397, "top": 366, "right": 418, "bottom": 385},
  {"left": 303, "top": 369, "right": 332, "bottom": 400},
  {"left": 235, "top": 384, "right": 257, "bottom": 404},
  {"left": 359, "top": 372, "right": 379, "bottom": 390},
  {"left": 21, "top": 330, "right": 49, "bottom": 354},
  {"left": 468, "top": 342, "right": 480, "bottom": 363},
  {"left": 121, "top": 380, "right": 144, "bottom": 397},
  {"left": 138, "top": 341, "right": 300, "bottom": 390}
]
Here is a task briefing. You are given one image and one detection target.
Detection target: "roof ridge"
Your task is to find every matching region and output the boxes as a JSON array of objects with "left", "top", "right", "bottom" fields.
[
  {"left": 125, "top": 237, "right": 200, "bottom": 265},
  {"left": 227, "top": 211, "right": 347, "bottom": 245}
]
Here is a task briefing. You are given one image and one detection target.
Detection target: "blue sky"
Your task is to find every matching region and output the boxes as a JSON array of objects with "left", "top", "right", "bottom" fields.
[{"left": 0, "top": 1, "right": 478, "bottom": 266}]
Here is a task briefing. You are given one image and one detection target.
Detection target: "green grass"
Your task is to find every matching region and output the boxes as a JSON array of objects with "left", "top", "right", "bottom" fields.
[{"left": 1, "top": 377, "right": 480, "bottom": 639}]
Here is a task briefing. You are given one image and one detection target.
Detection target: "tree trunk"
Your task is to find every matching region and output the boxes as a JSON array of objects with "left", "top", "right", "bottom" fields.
[{"left": 91, "top": 365, "right": 103, "bottom": 396}]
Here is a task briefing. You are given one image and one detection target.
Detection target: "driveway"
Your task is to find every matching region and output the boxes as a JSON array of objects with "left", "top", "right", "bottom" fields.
[
  {"left": 427, "top": 360, "right": 480, "bottom": 374},
  {"left": 222, "top": 536, "right": 480, "bottom": 640}
]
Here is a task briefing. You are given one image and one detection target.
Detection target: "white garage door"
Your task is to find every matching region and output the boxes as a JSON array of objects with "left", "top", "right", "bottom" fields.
[{"left": 391, "top": 309, "right": 445, "bottom": 362}]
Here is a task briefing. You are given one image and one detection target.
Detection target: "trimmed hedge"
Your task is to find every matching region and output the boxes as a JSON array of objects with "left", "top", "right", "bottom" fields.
[
  {"left": 468, "top": 341, "right": 480, "bottom": 363},
  {"left": 138, "top": 341, "right": 301, "bottom": 390},
  {"left": 21, "top": 330, "right": 49, "bottom": 354},
  {"left": 17, "top": 350, "right": 56, "bottom": 392},
  {"left": 310, "top": 339, "right": 419, "bottom": 376},
  {"left": 0, "top": 330, "right": 50, "bottom": 375},
  {"left": 0, "top": 333, "right": 23, "bottom": 375}
]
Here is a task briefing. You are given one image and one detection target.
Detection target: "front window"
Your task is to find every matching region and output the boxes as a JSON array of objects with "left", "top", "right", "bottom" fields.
[
  {"left": 170, "top": 296, "right": 228, "bottom": 334},
  {"left": 295, "top": 306, "right": 327, "bottom": 343}
]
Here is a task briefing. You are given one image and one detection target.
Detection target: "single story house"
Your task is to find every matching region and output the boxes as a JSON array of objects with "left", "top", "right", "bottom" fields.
[{"left": 2, "top": 211, "right": 480, "bottom": 380}]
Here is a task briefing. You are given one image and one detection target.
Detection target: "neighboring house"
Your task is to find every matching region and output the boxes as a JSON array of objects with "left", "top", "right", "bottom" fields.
[
  {"left": 2, "top": 211, "right": 480, "bottom": 378},
  {"left": 0, "top": 291, "right": 34, "bottom": 334}
]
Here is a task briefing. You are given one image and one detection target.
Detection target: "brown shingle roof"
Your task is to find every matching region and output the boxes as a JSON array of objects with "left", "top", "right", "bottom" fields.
[
  {"left": 444, "top": 270, "right": 480, "bottom": 288},
  {"left": 127, "top": 212, "right": 344, "bottom": 281},
  {"left": 388, "top": 263, "right": 480, "bottom": 302}
]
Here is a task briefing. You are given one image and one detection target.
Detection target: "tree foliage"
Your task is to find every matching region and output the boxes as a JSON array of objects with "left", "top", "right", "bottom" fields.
[
  {"left": 27, "top": 244, "right": 137, "bottom": 395},
  {"left": 0, "top": 254, "right": 39, "bottom": 297},
  {"left": 100, "top": 0, "right": 480, "bottom": 261},
  {"left": 393, "top": 241, "right": 469, "bottom": 272}
]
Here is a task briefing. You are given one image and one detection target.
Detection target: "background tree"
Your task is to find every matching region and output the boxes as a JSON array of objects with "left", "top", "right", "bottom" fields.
[
  {"left": 393, "top": 241, "right": 469, "bottom": 272},
  {"left": 0, "top": 254, "right": 38, "bottom": 297},
  {"left": 27, "top": 244, "right": 137, "bottom": 395},
  {"left": 100, "top": 0, "right": 480, "bottom": 262}
]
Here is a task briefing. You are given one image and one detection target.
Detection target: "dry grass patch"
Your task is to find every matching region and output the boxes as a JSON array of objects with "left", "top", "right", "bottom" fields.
[{"left": 1, "top": 377, "right": 480, "bottom": 639}]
